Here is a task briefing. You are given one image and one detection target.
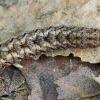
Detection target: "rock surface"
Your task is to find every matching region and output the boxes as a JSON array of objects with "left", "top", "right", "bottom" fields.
[{"left": 0, "top": 0, "right": 100, "bottom": 63}]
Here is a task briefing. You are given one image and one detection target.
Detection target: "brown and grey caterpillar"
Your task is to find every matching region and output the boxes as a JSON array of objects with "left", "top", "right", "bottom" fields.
[{"left": 0, "top": 26, "right": 100, "bottom": 69}]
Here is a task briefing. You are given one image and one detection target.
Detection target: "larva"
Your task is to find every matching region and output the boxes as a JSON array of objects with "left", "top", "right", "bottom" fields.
[{"left": 0, "top": 26, "right": 100, "bottom": 69}]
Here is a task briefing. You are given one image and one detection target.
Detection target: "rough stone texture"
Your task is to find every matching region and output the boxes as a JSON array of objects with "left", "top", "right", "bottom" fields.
[{"left": 0, "top": 0, "right": 100, "bottom": 63}]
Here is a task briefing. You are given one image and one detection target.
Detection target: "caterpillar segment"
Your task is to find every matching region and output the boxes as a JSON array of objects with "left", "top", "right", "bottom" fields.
[{"left": 0, "top": 26, "right": 100, "bottom": 69}]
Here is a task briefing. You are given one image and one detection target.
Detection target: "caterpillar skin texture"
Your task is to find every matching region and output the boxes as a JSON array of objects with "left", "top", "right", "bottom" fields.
[{"left": 0, "top": 26, "right": 100, "bottom": 68}]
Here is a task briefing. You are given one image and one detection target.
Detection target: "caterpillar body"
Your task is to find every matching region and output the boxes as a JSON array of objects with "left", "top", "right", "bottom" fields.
[{"left": 0, "top": 26, "right": 100, "bottom": 69}]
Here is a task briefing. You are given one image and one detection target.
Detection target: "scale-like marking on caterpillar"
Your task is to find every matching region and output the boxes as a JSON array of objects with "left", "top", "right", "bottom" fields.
[{"left": 0, "top": 26, "right": 100, "bottom": 69}]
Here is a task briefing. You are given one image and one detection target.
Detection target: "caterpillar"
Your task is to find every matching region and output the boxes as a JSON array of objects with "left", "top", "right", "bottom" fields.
[{"left": 0, "top": 26, "right": 100, "bottom": 69}]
